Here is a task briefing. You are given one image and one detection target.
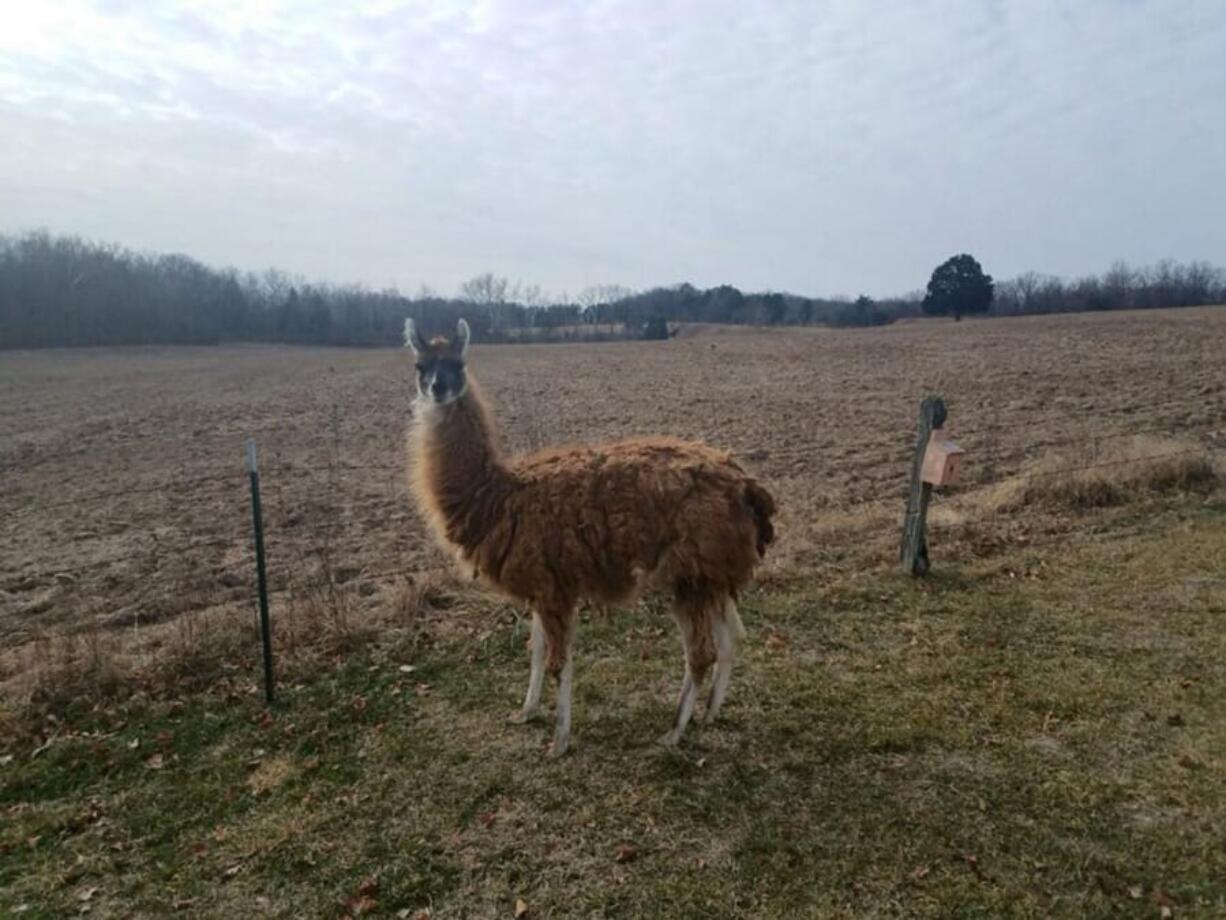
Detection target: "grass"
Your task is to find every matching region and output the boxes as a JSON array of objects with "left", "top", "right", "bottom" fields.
[
  {"left": 984, "top": 436, "right": 1219, "bottom": 512},
  {"left": 2, "top": 502, "right": 1224, "bottom": 918}
]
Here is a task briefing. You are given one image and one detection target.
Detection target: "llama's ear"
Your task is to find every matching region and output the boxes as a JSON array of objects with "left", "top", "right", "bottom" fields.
[
  {"left": 404, "top": 318, "right": 426, "bottom": 353},
  {"left": 455, "top": 318, "right": 471, "bottom": 357}
]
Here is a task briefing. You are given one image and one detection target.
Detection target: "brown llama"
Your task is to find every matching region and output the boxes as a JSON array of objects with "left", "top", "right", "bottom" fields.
[{"left": 405, "top": 317, "right": 775, "bottom": 756}]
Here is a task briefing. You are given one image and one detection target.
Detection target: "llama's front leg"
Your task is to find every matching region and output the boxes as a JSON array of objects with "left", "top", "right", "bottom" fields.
[
  {"left": 659, "top": 667, "right": 699, "bottom": 748},
  {"left": 661, "top": 602, "right": 715, "bottom": 747},
  {"left": 701, "top": 602, "right": 738, "bottom": 726},
  {"left": 509, "top": 612, "right": 546, "bottom": 724}
]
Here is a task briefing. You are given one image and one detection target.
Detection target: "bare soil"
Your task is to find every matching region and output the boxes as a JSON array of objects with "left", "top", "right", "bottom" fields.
[{"left": 2, "top": 308, "right": 1224, "bottom": 654}]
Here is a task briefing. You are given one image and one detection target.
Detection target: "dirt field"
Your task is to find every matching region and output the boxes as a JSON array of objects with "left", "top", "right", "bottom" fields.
[
  {"left": 2, "top": 308, "right": 1226, "bottom": 917},
  {"left": 2, "top": 308, "right": 1224, "bottom": 650}
]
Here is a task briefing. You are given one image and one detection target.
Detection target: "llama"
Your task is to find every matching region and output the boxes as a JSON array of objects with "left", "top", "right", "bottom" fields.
[{"left": 405, "top": 318, "right": 775, "bottom": 756}]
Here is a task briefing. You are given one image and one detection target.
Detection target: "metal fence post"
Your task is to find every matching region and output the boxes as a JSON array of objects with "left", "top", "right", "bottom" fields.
[{"left": 246, "top": 438, "right": 275, "bottom": 704}]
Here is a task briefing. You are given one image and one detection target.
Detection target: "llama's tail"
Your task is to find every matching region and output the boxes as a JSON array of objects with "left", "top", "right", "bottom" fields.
[{"left": 744, "top": 480, "right": 776, "bottom": 558}]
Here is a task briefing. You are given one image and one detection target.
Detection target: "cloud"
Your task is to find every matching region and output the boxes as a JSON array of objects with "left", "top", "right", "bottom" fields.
[{"left": 2, "top": 0, "right": 1224, "bottom": 297}]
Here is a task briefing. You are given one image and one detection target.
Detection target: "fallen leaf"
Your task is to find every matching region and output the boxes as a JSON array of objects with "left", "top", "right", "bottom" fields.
[
  {"left": 960, "top": 852, "right": 991, "bottom": 883},
  {"left": 1, "top": 754, "right": 15, "bottom": 766},
  {"left": 514, "top": 898, "right": 529, "bottom": 918},
  {"left": 77, "top": 887, "right": 99, "bottom": 902},
  {"left": 1167, "top": 713, "right": 1185, "bottom": 727},
  {"left": 1128, "top": 885, "right": 1143, "bottom": 900},
  {"left": 615, "top": 844, "right": 639, "bottom": 863},
  {"left": 145, "top": 753, "right": 164, "bottom": 770},
  {"left": 126, "top": 739, "right": 139, "bottom": 750},
  {"left": 349, "top": 896, "right": 378, "bottom": 915},
  {"left": 765, "top": 632, "right": 788, "bottom": 649},
  {"left": 357, "top": 875, "right": 379, "bottom": 898},
  {"left": 479, "top": 811, "right": 497, "bottom": 828},
  {"left": 398, "top": 664, "right": 416, "bottom": 674},
  {"left": 910, "top": 865, "right": 930, "bottom": 881}
]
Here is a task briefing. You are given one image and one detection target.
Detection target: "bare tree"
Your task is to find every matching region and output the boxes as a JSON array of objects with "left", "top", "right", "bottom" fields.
[{"left": 459, "top": 272, "right": 511, "bottom": 335}]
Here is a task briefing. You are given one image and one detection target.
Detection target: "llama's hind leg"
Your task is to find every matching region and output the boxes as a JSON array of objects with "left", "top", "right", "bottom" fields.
[
  {"left": 701, "top": 598, "right": 741, "bottom": 726},
  {"left": 660, "top": 599, "right": 716, "bottom": 748},
  {"left": 509, "top": 612, "right": 546, "bottom": 724},
  {"left": 542, "top": 607, "right": 577, "bottom": 758}
]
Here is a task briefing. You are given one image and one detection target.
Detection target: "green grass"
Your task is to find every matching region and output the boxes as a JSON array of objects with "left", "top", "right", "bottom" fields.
[{"left": 3, "top": 507, "right": 1225, "bottom": 918}]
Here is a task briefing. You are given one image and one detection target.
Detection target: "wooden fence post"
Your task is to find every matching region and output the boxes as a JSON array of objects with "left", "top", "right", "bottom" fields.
[
  {"left": 900, "top": 396, "right": 947, "bottom": 576},
  {"left": 246, "top": 438, "right": 275, "bottom": 704}
]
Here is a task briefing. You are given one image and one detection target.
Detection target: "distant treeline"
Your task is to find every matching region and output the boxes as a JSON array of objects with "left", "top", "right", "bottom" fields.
[{"left": 0, "top": 231, "right": 1222, "bottom": 349}]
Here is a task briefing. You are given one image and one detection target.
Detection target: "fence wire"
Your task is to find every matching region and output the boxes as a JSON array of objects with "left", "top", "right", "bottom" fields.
[{"left": 2, "top": 408, "right": 1221, "bottom": 648}]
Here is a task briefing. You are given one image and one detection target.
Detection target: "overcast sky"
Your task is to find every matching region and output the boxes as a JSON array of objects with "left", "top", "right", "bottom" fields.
[{"left": 2, "top": 1, "right": 1223, "bottom": 299}]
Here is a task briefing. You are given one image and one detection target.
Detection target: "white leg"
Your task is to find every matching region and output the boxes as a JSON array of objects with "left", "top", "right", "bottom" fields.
[
  {"left": 660, "top": 667, "right": 699, "bottom": 747},
  {"left": 551, "top": 652, "right": 574, "bottom": 757},
  {"left": 702, "top": 601, "right": 738, "bottom": 726},
  {"left": 510, "top": 613, "right": 546, "bottom": 724}
]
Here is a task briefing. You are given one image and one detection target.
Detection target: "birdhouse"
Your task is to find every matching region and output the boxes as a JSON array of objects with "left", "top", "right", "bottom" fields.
[{"left": 921, "top": 428, "right": 964, "bottom": 487}]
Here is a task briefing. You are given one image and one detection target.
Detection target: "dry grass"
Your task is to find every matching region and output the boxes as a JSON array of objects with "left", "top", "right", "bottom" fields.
[
  {"left": 2, "top": 510, "right": 1224, "bottom": 917},
  {"left": 0, "top": 569, "right": 469, "bottom": 742},
  {"left": 983, "top": 436, "right": 1220, "bottom": 512}
]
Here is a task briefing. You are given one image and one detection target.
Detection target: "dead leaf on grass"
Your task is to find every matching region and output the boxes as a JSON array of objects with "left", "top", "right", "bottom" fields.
[
  {"left": 514, "top": 898, "right": 529, "bottom": 918},
  {"left": 145, "top": 753, "right": 164, "bottom": 770},
  {"left": 615, "top": 844, "right": 639, "bottom": 863}
]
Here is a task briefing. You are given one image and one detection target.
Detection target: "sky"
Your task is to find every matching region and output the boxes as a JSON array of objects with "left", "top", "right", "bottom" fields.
[{"left": 1, "top": 0, "right": 1224, "bottom": 299}]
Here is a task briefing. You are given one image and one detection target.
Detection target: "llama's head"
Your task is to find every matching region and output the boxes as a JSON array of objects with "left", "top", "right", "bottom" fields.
[{"left": 405, "top": 317, "right": 470, "bottom": 405}]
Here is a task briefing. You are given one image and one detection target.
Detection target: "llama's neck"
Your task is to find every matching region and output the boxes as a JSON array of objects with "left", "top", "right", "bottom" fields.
[{"left": 411, "top": 378, "right": 513, "bottom": 551}]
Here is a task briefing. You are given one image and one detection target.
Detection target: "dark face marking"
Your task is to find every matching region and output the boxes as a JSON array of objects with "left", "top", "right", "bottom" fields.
[
  {"left": 406, "top": 318, "right": 471, "bottom": 405},
  {"left": 415, "top": 353, "right": 467, "bottom": 404}
]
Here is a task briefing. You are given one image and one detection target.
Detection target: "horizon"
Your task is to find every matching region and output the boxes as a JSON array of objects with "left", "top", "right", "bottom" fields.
[
  {"left": 8, "top": 227, "right": 1222, "bottom": 308},
  {"left": 3, "top": 2, "right": 1225, "bottom": 299}
]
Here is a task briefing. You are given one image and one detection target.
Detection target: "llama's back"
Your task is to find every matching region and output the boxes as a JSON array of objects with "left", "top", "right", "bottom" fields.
[{"left": 490, "top": 436, "right": 775, "bottom": 606}]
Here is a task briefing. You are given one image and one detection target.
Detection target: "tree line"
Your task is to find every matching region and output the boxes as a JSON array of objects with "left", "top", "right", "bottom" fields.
[{"left": 0, "top": 231, "right": 1222, "bottom": 349}]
